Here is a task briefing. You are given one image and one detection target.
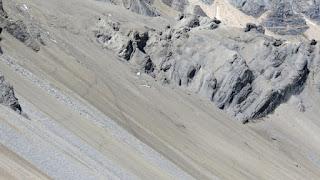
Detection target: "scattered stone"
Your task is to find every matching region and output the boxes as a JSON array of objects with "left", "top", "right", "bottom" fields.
[
  {"left": 244, "top": 23, "right": 265, "bottom": 34},
  {"left": 311, "top": 39, "right": 317, "bottom": 46}
]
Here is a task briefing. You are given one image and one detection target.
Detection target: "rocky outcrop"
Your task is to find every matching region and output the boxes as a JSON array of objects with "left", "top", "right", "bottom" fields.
[
  {"left": 185, "top": 5, "right": 208, "bottom": 17},
  {"left": 0, "top": 74, "right": 22, "bottom": 114},
  {"left": 0, "top": 0, "right": 7, "bottom": 18},
  {"left": 0, "top": 1, "right": 43, "bottom": 51},
  {"left": 94, "top": 13, "right": 312, "bottom": 123},
  {"left": 122, "top": 0, "right": 160, "bottom": 17},
  {"left": 228, "top": 0, "right": 268, "bottom": 17},
  {"left": 93, "top": 18, "right": 155, "bottom": 74},
  {"left": 244, "top": 23, "right": 265, "bottom": 33},
  {"left": 293, "top": 0, "right": 320, "bottom": 23},
  {"left": 161, "top": 0, "right": 189, "bottom": 12},
  {"left": 262, "top": 0, "right": 308, "bottom": 35},
  {"left": 201, "top": 0, "right": 214, "bottom": 5},
  {"left": 4, "top": 20, "right": 41, "bottom": 51},
  {"left": 228, "top": 0, "right": 319, "bottom": 35}
]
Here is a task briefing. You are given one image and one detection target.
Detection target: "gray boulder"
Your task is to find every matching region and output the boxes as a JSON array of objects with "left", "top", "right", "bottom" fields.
[
  {"left": 0, "top": 75, "right": 22, "bottom": 114},
  {"left": 161, "top": 0, "right": 189, "bottom": 12}
]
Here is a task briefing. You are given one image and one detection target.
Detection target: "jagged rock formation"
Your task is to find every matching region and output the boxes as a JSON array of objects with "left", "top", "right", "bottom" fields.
[
  {"left": 98, "top": 0, "right": 160, "bottom": 16},
  {"left": 201, "top": 0, "right": 214, "bottom": 5},
  {"left": 122, "top": 0, "right": 160, "bottom": 17},
  {"left": 262, "top": 0, "right": 308, "bottom": 35},
  {"left": 185, "top": 5, "right": 208, "bottom": 17},
  {"left": 0, "top": 74, "right": 22, "bottom": 114},
  {"left": 93, "top": 13, "right": 313, "bottom": 122},
  {"left": 0, "top": 2, "right": 22, "bottom": 114},
  {"left": 227, "top": 0, "right": 320, "bottom": 35},
  {"left": 161, "top": 0, "right": 189, "bottom": 12},
  {"left": 244, "top": 23, "right": 265, "bottom": 33},
  {"left": 228, "top": 0, "right": 268, "bottom": 17},
  {"left": 0, "top": 0, "right": 43, "bottom": 51},
  {"left": 0, "top": 0, "right": 7, "bottom": 18},
  {"left": 293, "top": 0, "right": 320, "bottom": 23}
]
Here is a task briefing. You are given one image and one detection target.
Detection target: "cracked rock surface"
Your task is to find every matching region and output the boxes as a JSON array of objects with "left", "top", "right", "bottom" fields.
[{"left": 93, "top": 13, "right": 314, "bottom": 122}]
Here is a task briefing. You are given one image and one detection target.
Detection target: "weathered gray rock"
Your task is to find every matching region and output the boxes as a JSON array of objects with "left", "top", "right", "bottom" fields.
[
  {"left": 0, "top": 1, "right": 42, "bottom": 51},
  {"left": 244, "top": 23, "right": 265, "bottom": 33},
  {"left": 94, "top": 13, "right": 313, "bottom": 122},
  {"left": 228, "top": 0, "right": 268, "bottom": 17},
  {"left": 186, "top": 5, "right": 208, "bottom": 17},
  {"left": 161, "top": 0, "right": 189, "bottom": 12},
  {"left": 4, "top": 20, "right": 41, "bottom": 51},
  {"left": 213, "top": 55, "right": 254, "bottom": 109},
  {"left": 262, "top": 0, "right": 308, "bottom": 35},
  {"left": 0, "top": 0, "right": 7, "bottom": 18},
  {"left": 201, "top": 0, "right": 214, "bottom": 5},
  {"left": 122, "top": 0, "right": 160, "bottom": 17},
  {"left": 0, "top": 74, "right": 22, "bottom": 114},
  {"left": 93, "top": 18, "right": 155, "bottom": 74},
  {"left": 293, "top": 0, "right": 320, "bottom": 23}
]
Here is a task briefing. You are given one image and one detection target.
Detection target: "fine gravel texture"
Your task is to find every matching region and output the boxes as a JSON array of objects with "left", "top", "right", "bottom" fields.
[{"left": 2, "top": 0, "right": 320, "bottom": 179}]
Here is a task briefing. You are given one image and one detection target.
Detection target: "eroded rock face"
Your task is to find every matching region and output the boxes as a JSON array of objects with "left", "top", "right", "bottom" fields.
[
  {"left": 293, "top": 0, "right": 320, "bottom": 23},
  {"left": 93, "top": 18, "right": 155, "bottom": 74},
  {"left": 228, "top": 0, "right": 320, "bottom": 35},
  {"left": 228, "top": 0, "right": 268, "bottom": 17},
  {"left": 0, "top": 0, "right": 7, "bottom": 18},
  {"left": 0, "top": 74, "right": 22, "bottom": 114},
  {"left": 94, "top": 13, "right": 313, "bottom": 123},
  {"left": 122, "top": 0, "right": 160, "bottom": 17},
  {"left": 161, "top": 0, "right": 189, "bottom": 12},
  {"left": 262, "top": 0, "right": 308, "bottom": 35},
  {"left": 0, "top": 1, "right": 43, "bottom": 51},
  {"left": 244, "top": 23, "right": 265, "bottom": 33}
]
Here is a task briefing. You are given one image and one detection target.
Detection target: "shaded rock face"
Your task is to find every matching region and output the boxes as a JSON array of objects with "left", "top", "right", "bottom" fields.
[
  {"left": 4, "top": 20, "right": 41, "bottom": 51},
  {"left": 201, "top": 0, "right": 214, "bottom": 5},
  {"left": 0, "top": 3, "right": 22, "bottom": 114},
  {"left": 0, "top": 0, "right": 7, "bottom": 18},
  {"left": 228, "top": 0, "right": 268, "bottom": 17},
  {"left": 0, "top": 1, "right": 43, "bottom": 51},
  {"left": 0, "top": 74, "right": 22, "bottom": 114},
  {"left": 244, "top": 23, "right": 265, "bottom": 33},
  {"left": 262, "top": 0, "right": 308, "bottom": 35},
  {"left": 228, "top": 0, "right": 320, "bottom": 35},
  {"left": 94, "top": 13, "right": 313, "bottom": 122},
  {"left": 122, "top": 0, "right": 160, "bottom": 17},
  {"left": 97, "top": 0, "right": 159, "bottom": 16},
  {"left": 161, "top": 0, "right": 189, "bottom": 12},
  {"left": 293, "top": 0, "right": 320, "bottom": 23},
  {"left": 93, "top": 18, "right": 155, "bottom": 74},
  {"left": 186, "top": 5, "right": 208, "bottom": 17}
]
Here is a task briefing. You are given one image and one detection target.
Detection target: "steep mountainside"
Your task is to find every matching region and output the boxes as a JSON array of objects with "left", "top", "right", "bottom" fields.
[{"left": 1, "top": 0, "right": 320, "bottom": 179}]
